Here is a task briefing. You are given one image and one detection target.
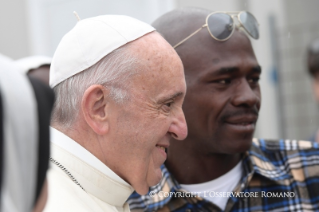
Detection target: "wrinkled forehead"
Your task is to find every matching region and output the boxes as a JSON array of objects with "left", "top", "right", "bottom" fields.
[{"left": 128, "top": 32, "right": 184, "bottom": 92}]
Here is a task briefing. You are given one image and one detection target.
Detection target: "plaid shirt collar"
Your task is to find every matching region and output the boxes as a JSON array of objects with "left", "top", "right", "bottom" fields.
[{"left": 128, "top": 139, "right": 319, "bottom": 211}]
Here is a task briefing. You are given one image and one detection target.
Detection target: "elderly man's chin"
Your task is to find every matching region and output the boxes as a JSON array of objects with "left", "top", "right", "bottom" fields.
[{"left": 134, "top": 167, "right": 163, "bottom": 195}]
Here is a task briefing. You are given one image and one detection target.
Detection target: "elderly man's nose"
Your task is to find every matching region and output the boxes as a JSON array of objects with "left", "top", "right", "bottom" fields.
[
  {"left": 232, "top": 81, "right": 260, "bottom": 107},
  {"left": 168, "top": 109, "right": 188, "bottom": 140}
]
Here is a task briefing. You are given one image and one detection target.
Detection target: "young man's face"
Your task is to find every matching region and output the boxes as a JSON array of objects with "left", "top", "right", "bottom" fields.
[{"left": 179, "top": 29, "right": 261, "bottom": 155}]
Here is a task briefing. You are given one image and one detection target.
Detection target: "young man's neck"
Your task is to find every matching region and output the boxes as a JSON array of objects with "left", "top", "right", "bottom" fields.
[{"left": 165, "top": 138, "right": 243, "bottom": 185}]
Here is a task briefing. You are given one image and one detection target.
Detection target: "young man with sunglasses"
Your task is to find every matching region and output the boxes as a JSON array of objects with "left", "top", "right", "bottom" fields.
[{"left": 128, "top": 8, "right": 319, "bottom": 212}]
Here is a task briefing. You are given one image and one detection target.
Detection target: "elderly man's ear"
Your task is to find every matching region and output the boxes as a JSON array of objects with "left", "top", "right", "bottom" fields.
[{"left": 81, "top": 85, "right": 110, "bottom": 135}]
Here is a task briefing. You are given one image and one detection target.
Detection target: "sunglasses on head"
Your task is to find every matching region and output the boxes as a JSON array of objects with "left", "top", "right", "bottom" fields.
[{"left": 173, "top": 11, "right": 259, "bottom": 49}]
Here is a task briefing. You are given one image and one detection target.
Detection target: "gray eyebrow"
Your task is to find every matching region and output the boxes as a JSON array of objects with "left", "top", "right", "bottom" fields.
[{"left": 158, "top": 92, "right": 184, "bottom": 103}]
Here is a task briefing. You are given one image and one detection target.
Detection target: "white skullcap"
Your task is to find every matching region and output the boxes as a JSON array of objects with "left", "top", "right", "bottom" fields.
[
  {"left": 15, "top": 55, "right": 52, "bottom": 74},
  {"left": 50, "top": 15, "right": 155, "bottom": 88}
]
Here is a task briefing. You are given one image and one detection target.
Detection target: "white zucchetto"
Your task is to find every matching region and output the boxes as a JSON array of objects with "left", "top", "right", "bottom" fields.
[{"left": 50, "top": 15, "right": 155, "bottom": 88}]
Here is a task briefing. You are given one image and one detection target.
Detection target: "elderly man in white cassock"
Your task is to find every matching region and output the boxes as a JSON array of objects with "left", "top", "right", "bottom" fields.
[{"left": 43, "top": 14, "right": 187, "bottom": 212}]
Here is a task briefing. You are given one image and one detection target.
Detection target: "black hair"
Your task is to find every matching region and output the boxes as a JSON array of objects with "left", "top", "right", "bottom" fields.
[{"left": 307, "top": 38, "right": 319, "bottom": 78}]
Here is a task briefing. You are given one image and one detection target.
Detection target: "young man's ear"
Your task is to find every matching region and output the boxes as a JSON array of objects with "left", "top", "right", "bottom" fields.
[{"left": 81, "top": 85, "right": 110, "bottom": 135}]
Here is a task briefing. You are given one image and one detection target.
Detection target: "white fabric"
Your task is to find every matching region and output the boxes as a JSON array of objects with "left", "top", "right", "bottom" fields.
[
  {"left": 50, "top": 127, "right": 129, "bottom": 185},
  {"left": 50, "top": 15, "right": 155, "bottom": 88},
  {"left": 15, "top": 55, "right": 51, "bottom": 74},
  {"left": 0, "top": 53, "right": 13, "bottom": 62},
  {"left": 0, "top": 54, "right": 38, "bottom": 212},
  {"left": 44, "top": 129, "right": 134, "bottom": 212},
  {"left": 180, "top": 161, "right": 243, "bottom": 210}
]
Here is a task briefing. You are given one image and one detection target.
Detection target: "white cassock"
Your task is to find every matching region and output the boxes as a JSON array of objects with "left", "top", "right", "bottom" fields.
[{"left": 44, "top": 127, "right": 134, "bottom": 212}]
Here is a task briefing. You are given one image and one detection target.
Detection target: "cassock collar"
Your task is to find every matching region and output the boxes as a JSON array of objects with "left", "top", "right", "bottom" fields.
[{"left": 50, "top": 127, "right": 134, "bottom": 207}]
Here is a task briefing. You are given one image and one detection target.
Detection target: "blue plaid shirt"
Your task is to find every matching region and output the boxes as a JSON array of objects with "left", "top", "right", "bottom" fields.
[{"left": 128, "top": 138, "right": 319, "bottom": 212}]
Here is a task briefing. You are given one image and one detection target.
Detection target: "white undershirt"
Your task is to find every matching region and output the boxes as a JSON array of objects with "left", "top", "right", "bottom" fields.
[
  {"left": 180, "top": 161, "right": 243, "bottom": 210},
  {"left": 50, "top": 127, "right": 129, "bottom": 186}
]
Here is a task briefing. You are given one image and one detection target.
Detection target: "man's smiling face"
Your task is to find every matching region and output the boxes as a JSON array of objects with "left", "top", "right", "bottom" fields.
[
  {"left": 180, "top": 29, "right": 261, "bottom": 155},
  {"left": 100, "top": 32, "right": 187, "bottom": 195}
]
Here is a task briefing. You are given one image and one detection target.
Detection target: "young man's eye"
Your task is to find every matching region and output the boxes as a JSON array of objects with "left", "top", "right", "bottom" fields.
[
  {"left": 248, "top": 77, "right": 260, "bottom": 84},
  {"left": 217, "top": 79, "right": 231, "bottom": 84}
]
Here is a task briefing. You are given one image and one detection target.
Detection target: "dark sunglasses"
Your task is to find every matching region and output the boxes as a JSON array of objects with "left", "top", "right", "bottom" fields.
[{"left": 173, "top": 11, "right": 259, "bottom": 49}]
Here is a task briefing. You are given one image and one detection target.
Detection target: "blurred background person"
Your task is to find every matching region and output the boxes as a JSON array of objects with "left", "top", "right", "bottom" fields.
[
  {"left": 0, "top": 54, "right": 54, "bottom": 212},
  {"left": 15, "top": 55, "right": 51, "bottom": 85},
  {"left": 307, "top": 38, "right": 319, "bottom": 142}
]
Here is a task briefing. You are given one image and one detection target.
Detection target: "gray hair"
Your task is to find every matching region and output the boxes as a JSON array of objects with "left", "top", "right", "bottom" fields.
[{"left": 51, "top": 43, "right": 141, "bottom": 128}]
